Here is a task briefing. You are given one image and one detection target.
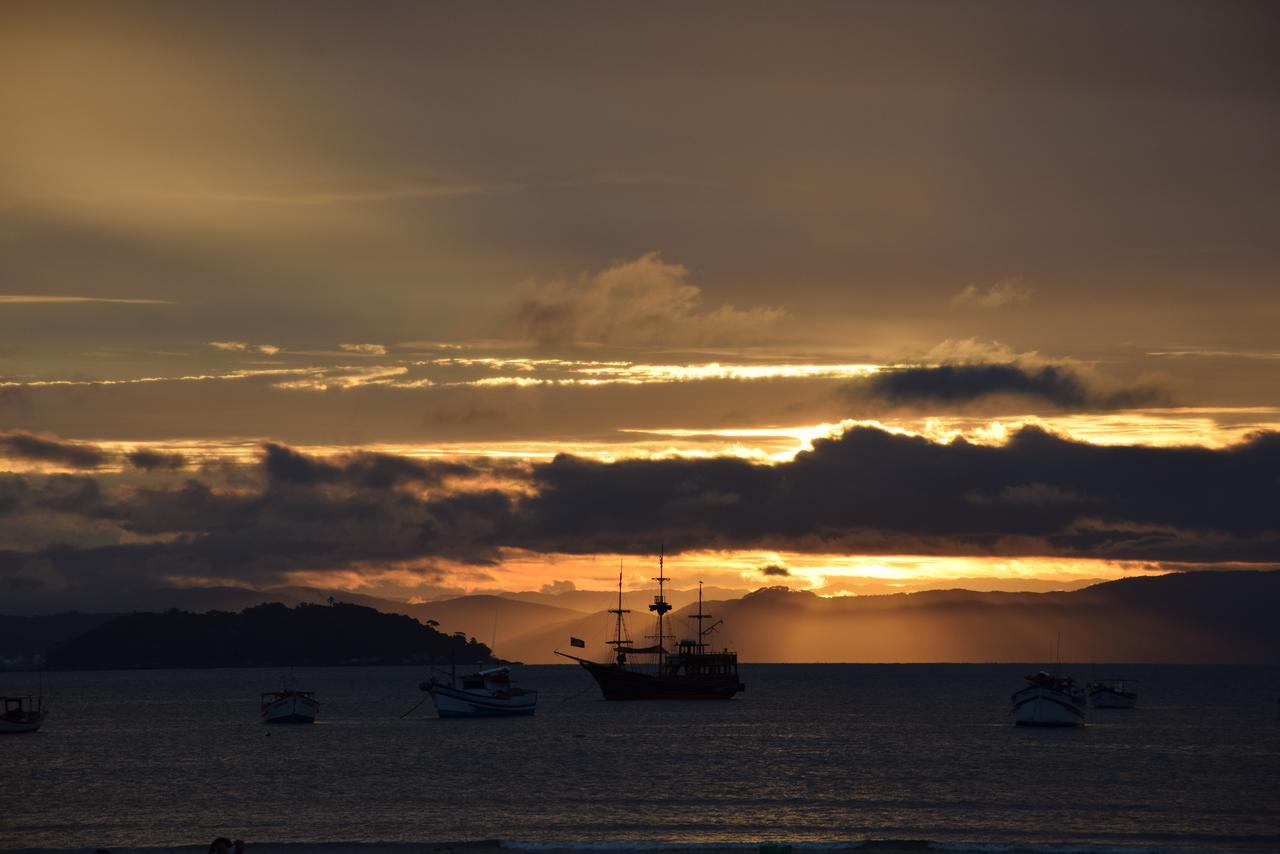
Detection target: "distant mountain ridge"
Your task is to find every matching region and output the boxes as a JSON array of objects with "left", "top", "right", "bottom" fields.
[
  {"left": 4, "top": 571, "right": 1276, "bottom": 668},
  {"left": 42, "top": 602, "right": 494, "bottom": 671},
  {"left": 505, "top": 571, "right": 1280, "bottom": 664}
]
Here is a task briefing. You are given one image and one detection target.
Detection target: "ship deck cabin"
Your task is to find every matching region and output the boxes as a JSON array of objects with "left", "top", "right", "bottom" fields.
[{"left": 667, "top": 639, "right": 739, "bottom": 679}]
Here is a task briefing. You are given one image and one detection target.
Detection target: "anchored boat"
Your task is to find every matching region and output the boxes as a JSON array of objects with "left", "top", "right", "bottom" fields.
[
  {"left": 557, "top": 549, "right": 745, "bottom": 700},
  {"left": 1012, "top": 671, "right": 1087, "bottom": 726},
  {"left": 1088, "top": 678, "right": 1138, "bottom": 709},
  {"left": 420, "top": 666, "right": 537, "bottom": 718},
  {"left": 0, "top": 695, "right": 47, "bottom": 734},
  {"left": 260, "top": 688, "right": 319, "bottom": 724}
]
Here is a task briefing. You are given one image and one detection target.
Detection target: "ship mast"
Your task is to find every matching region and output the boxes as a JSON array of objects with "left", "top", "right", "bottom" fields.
[
  {"left": 605, "top": 564, "right": 631, "bottom": 666},
  {"left": 689, "top": 580, "right": 712, "bottom": 653},
  {"left": 648, "top": 544, "right": 671, "bottom": 670}
]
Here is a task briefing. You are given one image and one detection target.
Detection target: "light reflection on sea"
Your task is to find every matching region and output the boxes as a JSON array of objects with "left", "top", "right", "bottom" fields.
[{"left": 3, "top": 664, "right": 1279, "bottom": 852}]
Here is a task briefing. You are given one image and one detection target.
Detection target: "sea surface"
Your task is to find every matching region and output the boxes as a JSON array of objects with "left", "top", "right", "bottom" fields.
[{"left": 3, "top": 664, "right": 1279, "bottom": 853}]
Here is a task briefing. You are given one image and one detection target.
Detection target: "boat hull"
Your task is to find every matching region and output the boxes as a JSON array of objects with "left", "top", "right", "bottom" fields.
[
  {"left": 1089, "top": 687, "right": 1138, "bottom": 709},
  {"left": 0, "top": 712, "right": 46, "bottom": 734},
  {"left": 428, "top": 684, "right": 537, "bottom": 718},
  {"left": 1012, "top": 685, "right": 1086, "bottom": 726},
  {"left": 261, "top": 694, "right": 319, "bottom": 724},
  {"left": 579, "top": 660, "right": 744, "bottom": 700}
]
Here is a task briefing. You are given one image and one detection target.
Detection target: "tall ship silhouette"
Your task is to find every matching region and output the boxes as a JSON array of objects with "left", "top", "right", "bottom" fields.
[{"left": 558, "top": 548, "right": 745, "bottom": 700}]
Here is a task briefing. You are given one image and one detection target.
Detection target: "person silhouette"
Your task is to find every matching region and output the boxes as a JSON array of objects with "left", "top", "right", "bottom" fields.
[{"left": 208, "top": 838, "right": 232, "bottom": 854}]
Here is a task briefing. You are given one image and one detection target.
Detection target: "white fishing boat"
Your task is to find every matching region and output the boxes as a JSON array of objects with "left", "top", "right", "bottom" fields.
[
  {"left": 0, "top": 695, "right": 47, "bottom": 734},
  {"left": 260, "top": 689, "right": 320, "bottom": 724},
  {"left": 1088, "top": 678, "right": 1138, "bottom": 709},
  {"left": 1011, "top": 671, "right": 1087, "bottom": 726},
  {"left": 419, "top": 666, "right": 537, "bottom": 718}
]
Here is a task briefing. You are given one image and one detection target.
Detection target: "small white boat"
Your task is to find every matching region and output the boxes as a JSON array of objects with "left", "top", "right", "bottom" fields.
[
  {"left": 420, "top": 666, "right": 537, "bottom": 718},
  {"left": 1088, "top": 679, "right": 1138, "bottom": 709},
  {"left": 0, "top": 695, "right": 47, "bottom": 734},
  {"left": 260, "top": 689, "right": 319, "bottom": 724},
  {"left": 1011, "top": 671, "right": 1086, "bottom": 726}
]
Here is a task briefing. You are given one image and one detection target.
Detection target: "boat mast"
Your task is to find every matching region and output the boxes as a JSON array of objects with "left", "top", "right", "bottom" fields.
[
  {"left": 649, "top": 544, "right": 671, "bottom": 671},
  {"left": 606, "top": 564, "right": 631, "bottom": 666}
]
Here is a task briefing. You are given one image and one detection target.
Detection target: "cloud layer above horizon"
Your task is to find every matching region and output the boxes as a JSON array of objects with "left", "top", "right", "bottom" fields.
[{"left": 2, "top": 423, "right": 1276, "bottom": 609}]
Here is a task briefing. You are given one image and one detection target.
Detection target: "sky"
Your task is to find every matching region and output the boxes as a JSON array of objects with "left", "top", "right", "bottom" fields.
[{"left": 1, "top": 1, "right": 1278, "bottom": 609}]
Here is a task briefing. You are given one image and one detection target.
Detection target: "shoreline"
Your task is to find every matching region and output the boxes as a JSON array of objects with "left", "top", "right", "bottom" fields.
[{"left": 6, "top": 839, "right": 1271, "bottom": 854}]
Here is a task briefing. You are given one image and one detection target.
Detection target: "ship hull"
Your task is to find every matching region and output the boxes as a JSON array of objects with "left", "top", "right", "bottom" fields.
[{"left": 579, "top": 660, "right": 744, "bottom": 700}]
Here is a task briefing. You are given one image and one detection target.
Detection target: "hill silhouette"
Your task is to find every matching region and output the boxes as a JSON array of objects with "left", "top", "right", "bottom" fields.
[
  {"left": 43, "top": 601, "right": 493, "bottom": 670},
  {"left": 11, "top": 571, "right": 1279, "bottom": 668},
  {"left": 0, "top": 611, "right": 115, "bottom": 669},
  {"left": 504, "top": 570, "right": 1280, "bottom": 664}
]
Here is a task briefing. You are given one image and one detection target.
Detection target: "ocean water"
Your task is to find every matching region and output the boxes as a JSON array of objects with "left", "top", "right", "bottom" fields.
[{"left": 3, "top": 664, "right": 1279, "bottom": 853}]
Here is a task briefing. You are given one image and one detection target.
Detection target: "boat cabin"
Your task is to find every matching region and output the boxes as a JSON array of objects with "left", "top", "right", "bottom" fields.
[
  {"left": 2, "top": 695, "right": 42, "bottom": 722},
  {"left": 1018, "top": 671, "right": 1086, "bottom": 701},
  {"left": 259, "top": 689, "right": 316, "bottom": 710},
  {"left": 461, "top": 666, "right": 514, "bottom": 692}
]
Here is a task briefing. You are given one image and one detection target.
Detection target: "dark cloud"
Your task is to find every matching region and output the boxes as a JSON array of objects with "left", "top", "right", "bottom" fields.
[
  {"left": 127, "top": 449, "right": 188, "bottom": 471},
  {"left": 261, "top": 442, "right": 491, "bottom": 489},
  {"left": 860, "top": 364, "right": 1169, "bottom": 410},
  {"left": 0, "top": 472, "right": 115, "bottom": 519},
  {"left": 1, "top": 426, "right": 1277, "bottom": 601},
  {"left": 0, "top": 430, "right": 108, "bottom": 469},
  {"left": 760, "top": 564, "right": 791, "bottom": 577},
  {"left": 339, "top": 452, "right": 480, "bottom": 491},
  {"left": 34, "top": 474, "right": 115, "bottom": 517},
  {"left": 0, "top": 447, "right": 520, "bottom": 595},
  {"left": 517, "top": 425, "right": 1279, "bottom": 562},
  {"left": 262, "top": 442, "right": 341, "bottom": 485}
]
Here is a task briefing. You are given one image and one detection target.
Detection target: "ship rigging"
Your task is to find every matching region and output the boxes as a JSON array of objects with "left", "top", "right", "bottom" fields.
[{"left": 557, "top": 547, "right": 745, "bottom": 700}]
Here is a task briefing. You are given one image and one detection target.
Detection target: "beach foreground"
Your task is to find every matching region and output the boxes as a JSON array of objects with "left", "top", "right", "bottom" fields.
[{"left": 8, "top": 843, "right": 1233, "bottom": 854}]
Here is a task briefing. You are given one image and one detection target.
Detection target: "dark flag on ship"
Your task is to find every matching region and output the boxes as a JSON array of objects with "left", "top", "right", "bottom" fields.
[{"left": 570, "top": 637, "right": 585, "bottom": 648}]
